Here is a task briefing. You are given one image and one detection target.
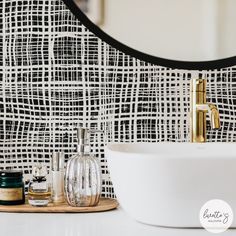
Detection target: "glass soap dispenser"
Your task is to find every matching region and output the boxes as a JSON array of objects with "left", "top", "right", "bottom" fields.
[
  {"left": 65, "top": 127, "right": 102, "bottom": 207},
  {"left": 28, "top": 164, "right": 51, "bottom": 207}
]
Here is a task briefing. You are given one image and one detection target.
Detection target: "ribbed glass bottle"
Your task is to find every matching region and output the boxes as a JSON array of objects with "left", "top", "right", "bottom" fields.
[{"left": 64, "top": 128, "right": 102, "bottom": 207}]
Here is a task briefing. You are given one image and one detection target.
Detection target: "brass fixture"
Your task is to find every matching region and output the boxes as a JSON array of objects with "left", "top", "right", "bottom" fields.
[{"left": 190, "top": 78, "right": 221, "bottom": 143}]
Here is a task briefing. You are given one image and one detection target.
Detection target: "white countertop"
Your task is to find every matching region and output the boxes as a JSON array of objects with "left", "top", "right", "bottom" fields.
[{"left": 0, "top": 207, "right": 235, "bottom": 236}]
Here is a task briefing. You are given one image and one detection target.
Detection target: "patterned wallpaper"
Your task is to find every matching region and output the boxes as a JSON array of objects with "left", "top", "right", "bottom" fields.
[{"left": 0, "top": 0, "right": 236, "bottom": 197}]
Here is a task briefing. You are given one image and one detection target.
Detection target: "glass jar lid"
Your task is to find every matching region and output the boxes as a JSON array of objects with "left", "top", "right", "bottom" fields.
[{"left": 0, "top": 170, "right": 23, "bottom": 178}]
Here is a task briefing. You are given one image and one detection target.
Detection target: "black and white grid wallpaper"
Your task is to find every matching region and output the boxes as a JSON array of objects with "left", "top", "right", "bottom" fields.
[{"left": 0, "top": 0, "right": 236, "bottom": 197}]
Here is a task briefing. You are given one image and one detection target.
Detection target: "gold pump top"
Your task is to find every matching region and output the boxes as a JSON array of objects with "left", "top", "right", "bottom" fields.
[{"left": 190, "top": 78, "right": 206, "bottom": 92}]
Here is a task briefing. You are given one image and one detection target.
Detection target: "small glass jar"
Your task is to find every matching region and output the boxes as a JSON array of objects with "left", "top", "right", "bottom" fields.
[
  {"left": 0, "top": 170, "right": 25, "bottom": 205},
  {"left": 28, "top": 164, "right": 51, "bottom": 207}
]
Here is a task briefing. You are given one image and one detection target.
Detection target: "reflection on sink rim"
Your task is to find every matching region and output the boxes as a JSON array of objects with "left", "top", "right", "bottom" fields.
[{"left": 106, "top": 142, "right": 236, "bottom": 159}]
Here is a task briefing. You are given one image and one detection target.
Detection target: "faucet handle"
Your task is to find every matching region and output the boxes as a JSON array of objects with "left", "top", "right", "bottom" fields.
[{"left": 190, "top": 78, "right": 206, "bottom": 92}]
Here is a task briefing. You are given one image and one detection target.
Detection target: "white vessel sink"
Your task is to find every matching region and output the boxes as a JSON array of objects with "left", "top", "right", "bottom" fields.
[{"left": 105, "top": 142, "right": 236, "bottom": 228}]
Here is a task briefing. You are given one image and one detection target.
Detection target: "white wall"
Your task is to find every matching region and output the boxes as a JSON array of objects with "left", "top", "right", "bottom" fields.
[
  {"left": 218, "top": 0, "right": 236, "bottom": 59},
  {"left": 100, "top": 0, "right": 236, "bottom": 61}
]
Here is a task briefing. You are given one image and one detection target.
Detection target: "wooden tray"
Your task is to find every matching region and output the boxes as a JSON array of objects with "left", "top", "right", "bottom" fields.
[{"left": 0, "top": 198, "right": 118, "bottom": 213}]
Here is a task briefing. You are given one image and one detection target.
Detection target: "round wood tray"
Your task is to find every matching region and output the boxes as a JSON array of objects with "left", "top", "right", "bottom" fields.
[{"left": 0, "top": 197, "right": 118, "bottom": 213}]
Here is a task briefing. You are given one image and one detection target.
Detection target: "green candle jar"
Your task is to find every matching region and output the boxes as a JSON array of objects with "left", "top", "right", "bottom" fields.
[{"left": 0, "top": 170, "right": 25, "bottom": 205}]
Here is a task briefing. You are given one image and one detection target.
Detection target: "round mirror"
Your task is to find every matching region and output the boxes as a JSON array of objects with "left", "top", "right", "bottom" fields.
[{"left": 72, "top": 0, "right": 236, "bottom": 62}]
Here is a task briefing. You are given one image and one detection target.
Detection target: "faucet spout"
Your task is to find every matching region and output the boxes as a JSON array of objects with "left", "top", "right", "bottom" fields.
[
  {"left": 208, "top": 104, "right": 221, "bottom": 130},
  {"left": 195, "top": 103, "right": 221, "bottom": 130}
]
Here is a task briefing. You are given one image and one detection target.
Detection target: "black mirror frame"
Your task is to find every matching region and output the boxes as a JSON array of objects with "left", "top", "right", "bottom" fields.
[{"left": 63, "top": 0, "right": 236, "bottom": 70}]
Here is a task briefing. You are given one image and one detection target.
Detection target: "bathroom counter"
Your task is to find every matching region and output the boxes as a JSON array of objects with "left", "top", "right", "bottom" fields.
[{"left": 0, "top": 207, "right": 235, "bottom": 236}]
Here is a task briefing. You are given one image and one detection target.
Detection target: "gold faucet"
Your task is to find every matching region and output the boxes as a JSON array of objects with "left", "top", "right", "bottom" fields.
[{"left": 190, "top": 78, "right": 221, "bottom": 143}]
